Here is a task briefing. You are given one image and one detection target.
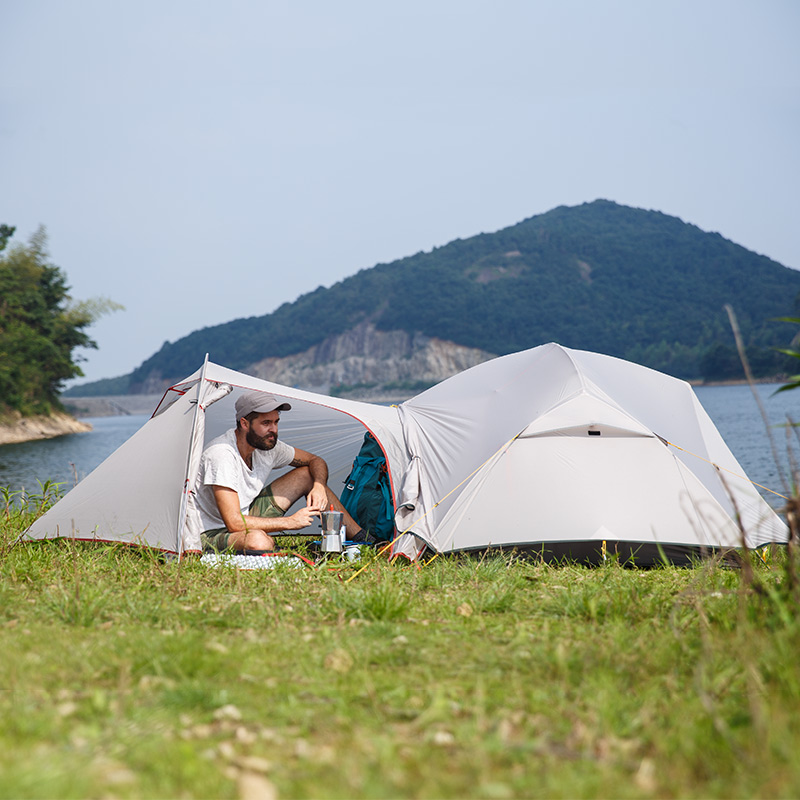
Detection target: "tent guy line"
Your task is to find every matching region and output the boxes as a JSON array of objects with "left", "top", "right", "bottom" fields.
[{"left": 663, "top": 439, "right": 788, "bottom": 501}]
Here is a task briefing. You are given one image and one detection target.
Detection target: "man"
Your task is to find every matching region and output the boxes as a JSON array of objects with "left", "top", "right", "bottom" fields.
[{"left": 193, "top": 390, "right": 371, "bottom": 553}]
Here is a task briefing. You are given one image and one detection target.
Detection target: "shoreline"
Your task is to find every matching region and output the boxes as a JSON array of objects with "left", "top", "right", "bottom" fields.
[
  {"left": 689, "top": 377, "right": 784, "bottom": 388},
  {"left": 61, "top": 394, "right": 164, "bottom": 419},
  {"left": 0, "top": 412, "right": 92, "bottom": 446}
]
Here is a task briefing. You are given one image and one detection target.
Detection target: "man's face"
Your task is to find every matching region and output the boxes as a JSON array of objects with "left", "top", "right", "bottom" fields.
[{"left": 244, "top": 411, "right": 280, "bottom": 450}]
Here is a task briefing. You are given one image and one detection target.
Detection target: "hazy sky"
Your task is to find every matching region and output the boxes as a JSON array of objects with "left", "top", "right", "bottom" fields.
[{"left": 2, "top": 1, "right": 798, "bottom": 385}]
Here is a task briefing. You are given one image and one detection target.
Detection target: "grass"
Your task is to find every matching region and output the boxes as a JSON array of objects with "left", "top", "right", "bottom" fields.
[{"left": 2, "top": 487, "right": 800, "bottom": 798}]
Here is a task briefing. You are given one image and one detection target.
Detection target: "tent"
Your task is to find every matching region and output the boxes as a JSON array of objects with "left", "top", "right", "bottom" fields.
[
  {"left": 25, "top": 358, "right": 405, "bottom": 556},
  {"left": 393, "top": 343, "right": 787, "bottom": 562},
  {"left": 26, "top": 345, "right": 788, "bottom": 563}
]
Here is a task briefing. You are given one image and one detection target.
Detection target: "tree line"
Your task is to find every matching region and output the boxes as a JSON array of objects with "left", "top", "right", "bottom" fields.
[{"left": 0, "top": 225, "right": 119, "bottom": 417}]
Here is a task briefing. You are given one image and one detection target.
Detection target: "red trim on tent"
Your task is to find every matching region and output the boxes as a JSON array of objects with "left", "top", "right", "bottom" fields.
[
  {"left": 27, "top": 535, "right": 180, "bottom": 555},
  {"left": 151, "top": 385, "right": 189, "bottom": 418}
]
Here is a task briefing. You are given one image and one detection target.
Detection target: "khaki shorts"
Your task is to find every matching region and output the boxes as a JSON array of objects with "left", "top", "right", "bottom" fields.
[{"left": 200, "top": 485, "right": 288, "bottom": 552}]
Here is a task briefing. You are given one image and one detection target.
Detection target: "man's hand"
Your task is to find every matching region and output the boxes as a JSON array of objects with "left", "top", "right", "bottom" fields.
[
  {"left": 306, "top": 482, "right": 329, "bottom": 512},
  {"left": 287, "top": 506, "right": 320, "bottom": 530}
]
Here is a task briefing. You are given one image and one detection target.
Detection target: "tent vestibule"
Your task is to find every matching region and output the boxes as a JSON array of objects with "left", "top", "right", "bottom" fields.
[{"left": 26, "top": 361, "right": 405, "bottom": 556}]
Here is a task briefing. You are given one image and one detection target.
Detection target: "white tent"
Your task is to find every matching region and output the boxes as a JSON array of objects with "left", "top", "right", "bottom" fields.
[
  {"left": 26, "top": 345, "right": 788, "bottom": 563},
  {"left": 393, "top": 343, "right": 787, "bottom": 562},
  {"left": 25, "top": 359, "right": 405, "bottom": 556}
]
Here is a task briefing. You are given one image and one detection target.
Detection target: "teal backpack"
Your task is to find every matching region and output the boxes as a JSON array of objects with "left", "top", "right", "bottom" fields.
[{"left": 341, "top": 432, "right": 395, "bottom": 542}]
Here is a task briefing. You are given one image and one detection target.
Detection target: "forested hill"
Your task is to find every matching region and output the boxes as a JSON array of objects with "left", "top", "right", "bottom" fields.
[{"left": 70, "top": 200, "right": 800, "bottom": 395}]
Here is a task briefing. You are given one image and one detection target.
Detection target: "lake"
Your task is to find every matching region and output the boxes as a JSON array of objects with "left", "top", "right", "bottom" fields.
[
  {"left": 695, "top": 383, "right": 799, "bottom": 509},
  {"left": 0, "top": 414, "right": 151, "bottom": 497},
  {"left": 0, "top": 384, "right": 798, "bottom": 509}
]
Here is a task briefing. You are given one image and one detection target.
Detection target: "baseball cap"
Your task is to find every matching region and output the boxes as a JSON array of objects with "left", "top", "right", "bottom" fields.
[{"left": 235, "top": 391, "right": 292, "bottom": 420}]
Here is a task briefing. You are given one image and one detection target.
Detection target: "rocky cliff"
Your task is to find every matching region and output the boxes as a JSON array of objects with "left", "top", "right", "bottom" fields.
[{"left": 247, "top": 322, "right": 495, "bottom": 400}]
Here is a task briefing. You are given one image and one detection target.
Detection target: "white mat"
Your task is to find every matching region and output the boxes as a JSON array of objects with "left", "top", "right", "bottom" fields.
[{"left": 200, "top": 553, "right": 306, "bottom": 570}]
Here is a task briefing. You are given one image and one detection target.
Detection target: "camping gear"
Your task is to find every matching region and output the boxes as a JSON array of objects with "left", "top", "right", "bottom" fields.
[
  {"left": 24, "top": 345, "right": 789, "bottom": 564},
  {"left": 321, "top": 510, "right": 344, "bottom": 553},
  {"left": 340, "top": 432, "right": 395, "bottom": 541},
  {"left": 321, "top": 509, "right": 343, "bottom": 534},
  {"left": 344, "top": 544, "right": 362, "bottom": 561}
]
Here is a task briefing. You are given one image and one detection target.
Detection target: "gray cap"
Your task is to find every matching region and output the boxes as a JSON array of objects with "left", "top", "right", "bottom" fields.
[{"left": 235, "top": 391, "right": 292, "bottom": 421}]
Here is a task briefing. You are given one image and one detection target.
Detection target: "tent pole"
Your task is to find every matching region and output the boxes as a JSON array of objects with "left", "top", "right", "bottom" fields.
[{"left": 175, "top": 353, "right": 210, "bottom": 558}]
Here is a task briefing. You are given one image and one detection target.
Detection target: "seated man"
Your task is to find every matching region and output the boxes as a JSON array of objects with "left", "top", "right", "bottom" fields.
[{"left": 193, "top": 390, "right": 370, "bottom": 553}]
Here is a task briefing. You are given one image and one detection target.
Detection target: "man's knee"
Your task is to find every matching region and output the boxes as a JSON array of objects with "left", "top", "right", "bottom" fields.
[
  {"left": 248, "top": 531, "right": 275, "bottom": 551},
  {"left": 230, "top": 530, "right": 275, "bottom": 552}
]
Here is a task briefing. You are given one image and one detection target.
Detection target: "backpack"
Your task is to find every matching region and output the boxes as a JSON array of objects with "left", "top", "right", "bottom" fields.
[{"left": 341, "top": 432, "right": 395, "bottom": 542}]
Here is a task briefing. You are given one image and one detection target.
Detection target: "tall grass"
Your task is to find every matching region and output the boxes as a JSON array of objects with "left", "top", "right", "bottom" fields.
[{"left": 1, "top": 481, "right": 63, "bottom": 540}]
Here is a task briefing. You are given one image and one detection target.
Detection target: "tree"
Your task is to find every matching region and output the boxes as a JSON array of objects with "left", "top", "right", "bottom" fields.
[
  {"left": 0, "top": 225, "right": 122, "bottom": 416},
  {"left": 0, "top": 224, "right": 15, "bottom": 252},
  {"left": 700, "top": 342, "right": 741, "bottom": 381}
]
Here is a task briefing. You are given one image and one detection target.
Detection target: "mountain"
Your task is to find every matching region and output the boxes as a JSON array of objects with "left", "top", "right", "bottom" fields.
[{"left": 65, "top": 200, "right": 800, "bottom": 398}]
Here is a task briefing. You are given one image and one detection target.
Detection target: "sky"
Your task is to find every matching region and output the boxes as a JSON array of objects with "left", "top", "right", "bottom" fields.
[{"left": 2, "top": 1, "right": 799, "bottom": 385}]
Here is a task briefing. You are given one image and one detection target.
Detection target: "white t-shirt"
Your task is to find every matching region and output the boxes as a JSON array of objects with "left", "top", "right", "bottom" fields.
[{"left": 190, "top": 428, "right": 295, "bottom": 533}]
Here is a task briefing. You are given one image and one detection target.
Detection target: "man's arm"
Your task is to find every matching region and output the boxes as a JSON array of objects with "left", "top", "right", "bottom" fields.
[
  {"left": 212, "top": 486, "right": 318, "bottom": 533},
  {"left": 289, "top": 447, "right": 329, "bottom": 511}
]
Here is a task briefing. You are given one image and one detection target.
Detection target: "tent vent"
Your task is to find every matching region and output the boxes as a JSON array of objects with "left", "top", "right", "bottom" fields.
[{"left": 588, "top": 430, "right": 601, "bottom": 436}]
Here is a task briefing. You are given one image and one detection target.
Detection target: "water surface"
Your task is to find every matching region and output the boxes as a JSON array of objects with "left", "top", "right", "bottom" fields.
[
  {"left": 695, "top": 383, "right": 799, "bottom": 507},
  {"left": 0, "top": 415, "right": 149, "bottom": 496}
]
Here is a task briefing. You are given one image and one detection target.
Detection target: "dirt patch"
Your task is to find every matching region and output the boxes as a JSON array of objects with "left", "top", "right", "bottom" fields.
[{"left": 472, "top": 264, "right": 526, "bottom": 284}]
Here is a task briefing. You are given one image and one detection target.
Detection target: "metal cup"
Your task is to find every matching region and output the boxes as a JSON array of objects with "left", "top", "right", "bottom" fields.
[{"left": 345, "top": 544, "right": 362, "bottom": 562}]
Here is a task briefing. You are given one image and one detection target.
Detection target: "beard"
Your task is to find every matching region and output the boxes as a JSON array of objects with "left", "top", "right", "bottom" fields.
[{"left": 246, "top": 429, "right": 278, "bottom": 451}]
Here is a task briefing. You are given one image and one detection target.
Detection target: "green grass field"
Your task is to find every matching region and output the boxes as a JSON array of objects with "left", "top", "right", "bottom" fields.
[{"left": 2, "top": 486, "right": 800, "bottom": 799}]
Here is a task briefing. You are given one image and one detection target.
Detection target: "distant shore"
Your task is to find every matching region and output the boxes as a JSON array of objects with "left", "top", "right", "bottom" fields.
[
  {"left": 61, "top": 394, "right": 164, "bottom": 418},
  {"left": 689, "top": 377, "right": 784, "bottom": 388},
  {"left": 0, "top": 411, "right": 92, "bottom": 446}
]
